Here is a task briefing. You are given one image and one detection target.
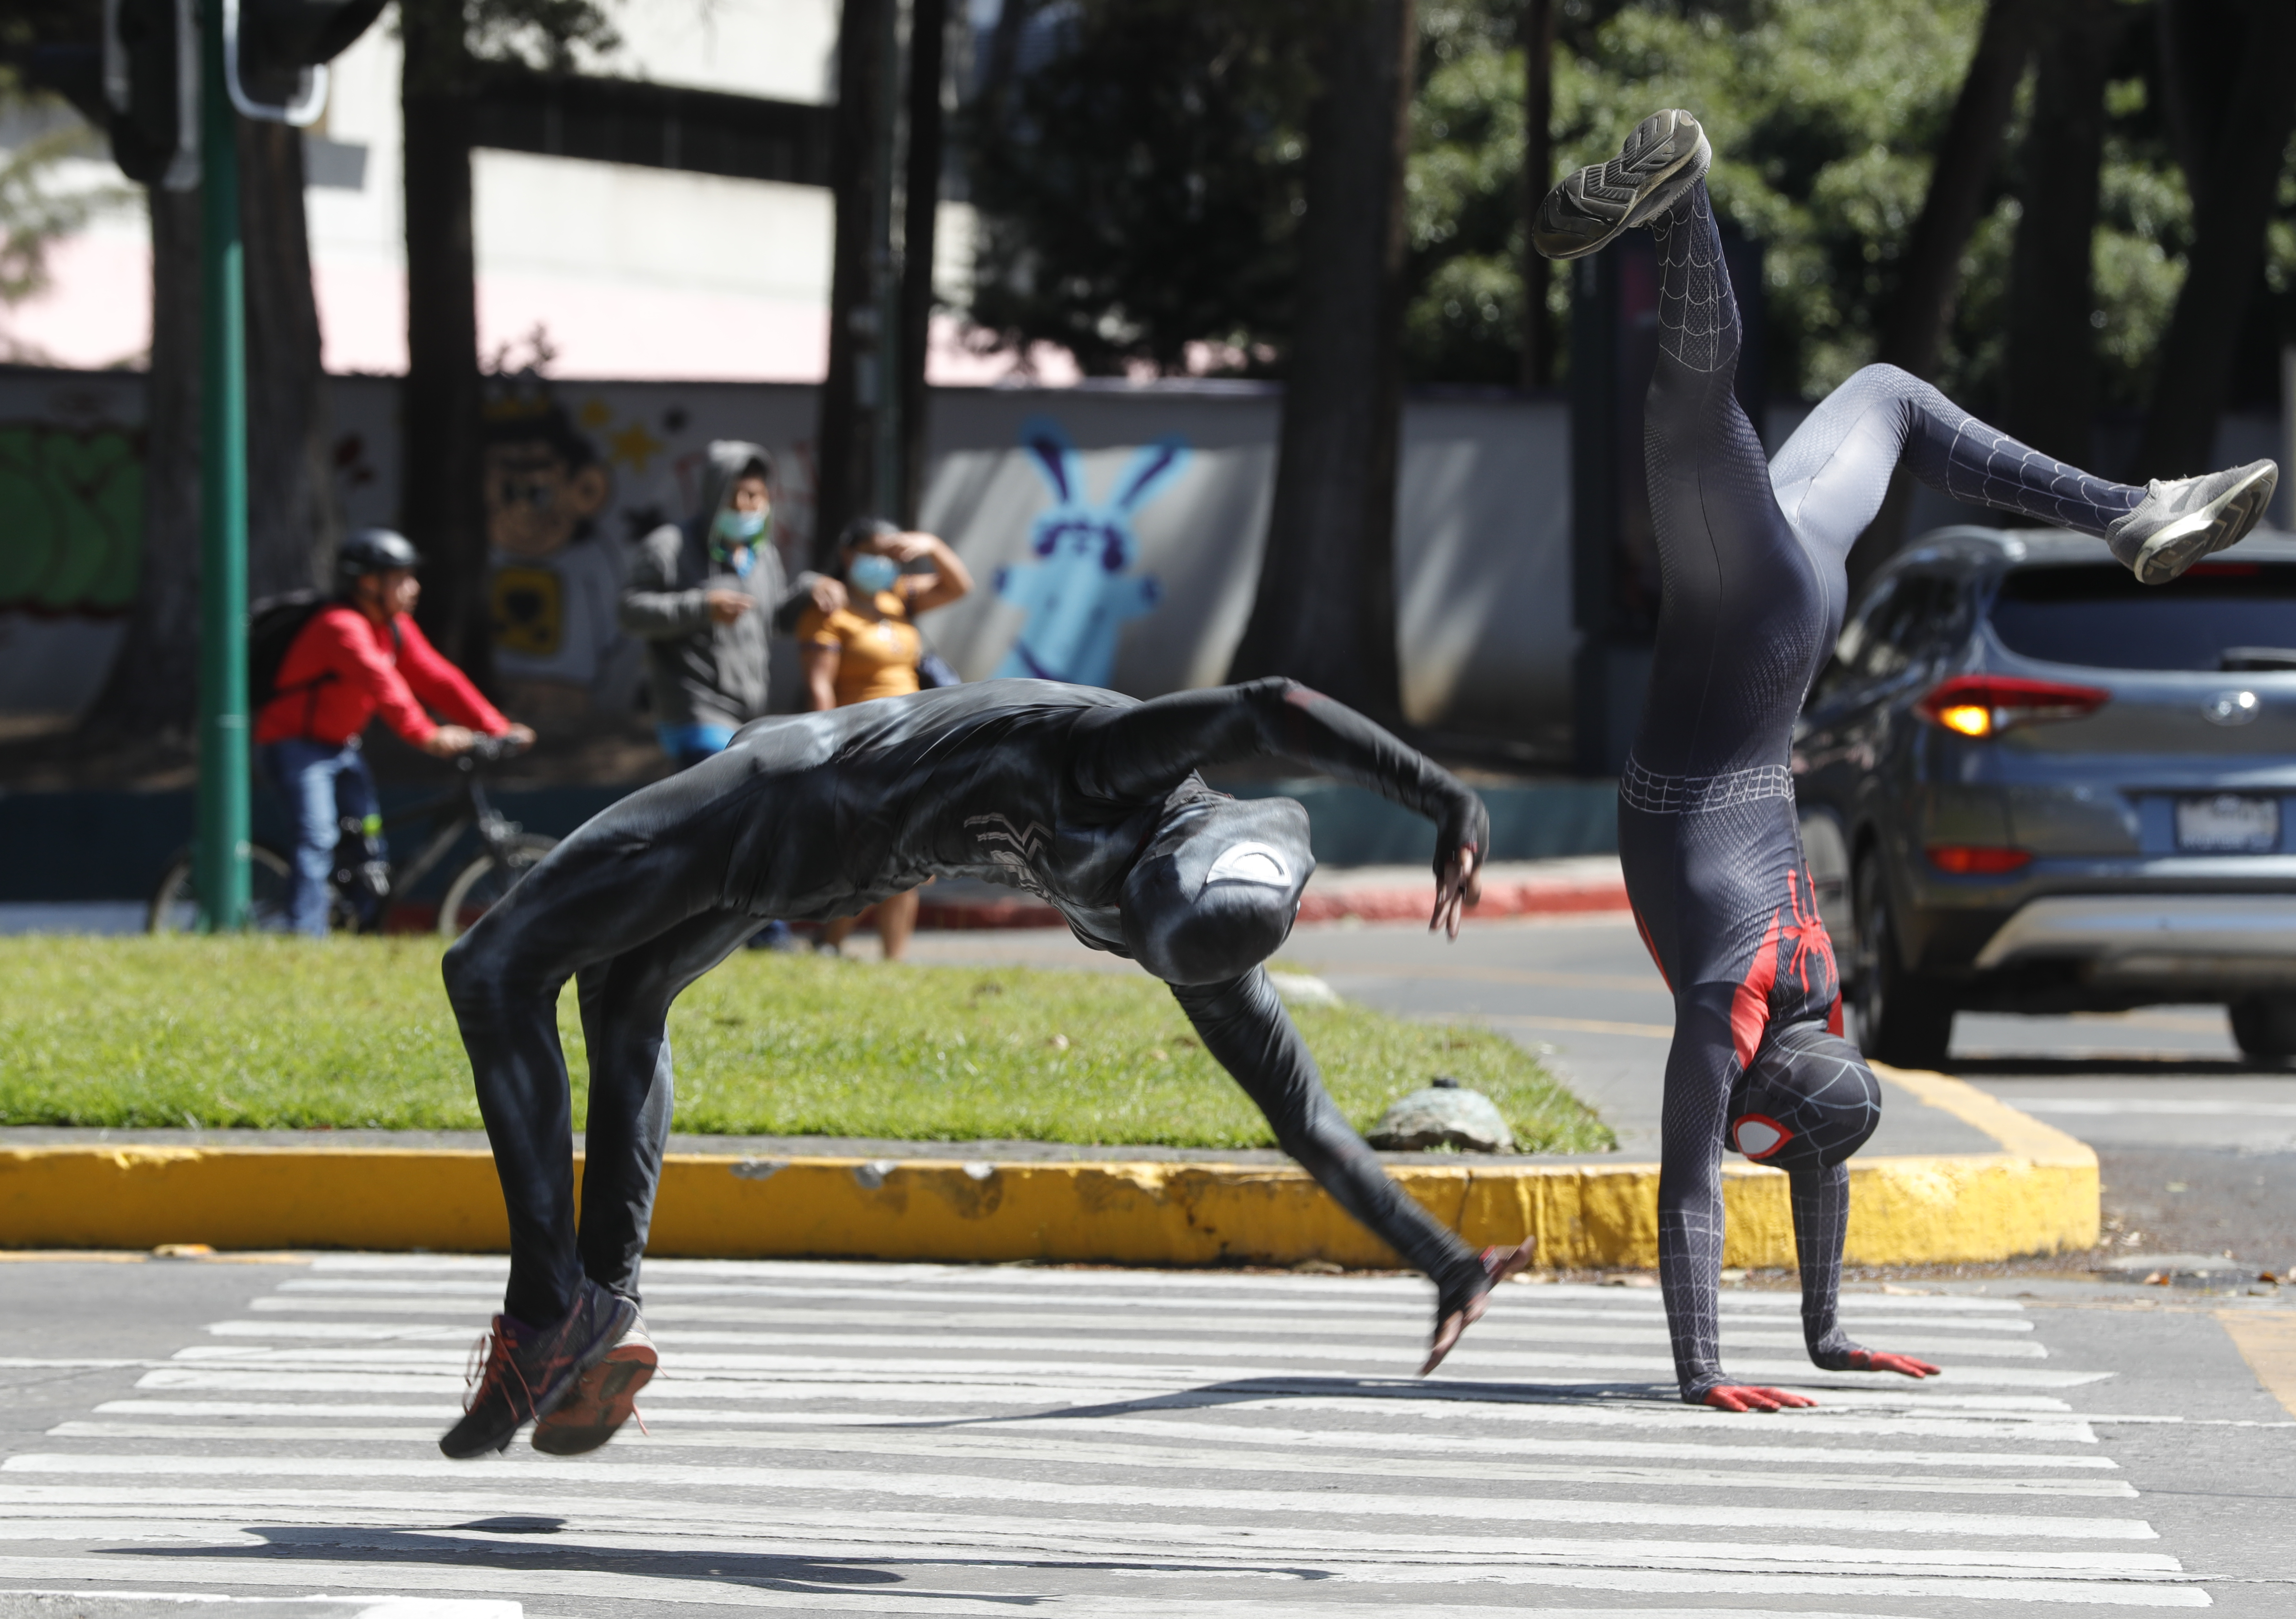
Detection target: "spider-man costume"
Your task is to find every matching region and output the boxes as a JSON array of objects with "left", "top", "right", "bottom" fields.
[
  {"left": 444, "top": 678, "right": 1505, "bottom": 1361},
  {"left": 1609, "top": 172, "right": 2158, "bottom": 1404}
]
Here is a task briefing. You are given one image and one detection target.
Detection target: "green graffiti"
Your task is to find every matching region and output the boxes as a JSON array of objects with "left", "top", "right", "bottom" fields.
[{"left": 0, "top": 424, "right": 144, "bottom": 614}]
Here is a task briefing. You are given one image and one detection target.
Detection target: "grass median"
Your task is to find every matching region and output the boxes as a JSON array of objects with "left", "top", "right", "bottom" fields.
[{"left": 0, "top": 937, "right": 1613, "bottom": 1152}]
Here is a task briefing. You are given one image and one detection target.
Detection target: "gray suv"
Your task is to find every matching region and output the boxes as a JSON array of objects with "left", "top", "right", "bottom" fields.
[{"left": 1794, "top": 526, "right": 2296, "bottom": 1067}]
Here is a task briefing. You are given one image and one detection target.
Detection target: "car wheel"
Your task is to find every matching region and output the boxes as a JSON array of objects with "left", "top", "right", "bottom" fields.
[
  {"left": 1852, "top": 855, "right": 1954, "bottom": 1069},
  {"left": 2229, "top": 995, "right": 2296, "bottom": 1063}
]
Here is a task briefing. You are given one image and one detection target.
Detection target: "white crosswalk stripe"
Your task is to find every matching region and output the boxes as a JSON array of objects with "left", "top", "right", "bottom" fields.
[{"left": 0, "top": 1259, "right": 2208, "bottom": 1615}]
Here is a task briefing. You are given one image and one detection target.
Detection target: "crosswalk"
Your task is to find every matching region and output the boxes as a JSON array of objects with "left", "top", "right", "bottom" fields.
[{"left": 0, "top": 1257, "right": 2206, "bottom": 1615}]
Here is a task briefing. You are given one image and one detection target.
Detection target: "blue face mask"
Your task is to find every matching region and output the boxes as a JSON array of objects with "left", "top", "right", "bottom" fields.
[
  {"left": 713, "top": 507, "right": 769, "bottom": 545},
  {"left": 847, "top": 554, "right": 901, "bottom": 595}
]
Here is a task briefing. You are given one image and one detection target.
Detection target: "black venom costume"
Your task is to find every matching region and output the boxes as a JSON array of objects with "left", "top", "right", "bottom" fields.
[
  {"left": 1535, "top": 110, "right": 2276, "bottom": 1407},
  {"left": 444, "top": 677, "right": 1506, "bottom": 1379}
]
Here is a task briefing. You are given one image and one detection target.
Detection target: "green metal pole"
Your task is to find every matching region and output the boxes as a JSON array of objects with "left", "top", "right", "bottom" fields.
[{"left": 195, "top": 0, "right": 250, "bottom": 931}]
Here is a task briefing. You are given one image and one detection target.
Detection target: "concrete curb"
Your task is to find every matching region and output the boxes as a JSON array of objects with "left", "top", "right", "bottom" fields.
[{"left": 0, "top": 1066, "right": 2094, "bottom": 1268}]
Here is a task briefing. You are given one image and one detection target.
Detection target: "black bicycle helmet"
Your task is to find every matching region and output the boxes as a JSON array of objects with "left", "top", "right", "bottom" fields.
[{"left": 337, "top": 528, "right": 422, "bottom": 581}]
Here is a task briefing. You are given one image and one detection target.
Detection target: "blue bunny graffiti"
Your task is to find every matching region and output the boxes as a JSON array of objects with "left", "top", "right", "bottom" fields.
[{"left": 992, "top": 416, "right": 1190, "bottom": 688}]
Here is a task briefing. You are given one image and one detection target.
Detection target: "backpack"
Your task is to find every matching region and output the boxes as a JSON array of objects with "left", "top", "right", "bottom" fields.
[{"left": 248, "top": 591, "right": 332, "bottom": 708}]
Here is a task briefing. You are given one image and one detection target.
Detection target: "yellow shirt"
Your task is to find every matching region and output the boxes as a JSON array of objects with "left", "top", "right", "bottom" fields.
[{"left": 797, "top": 590, "right": 923, "bottom": 706}]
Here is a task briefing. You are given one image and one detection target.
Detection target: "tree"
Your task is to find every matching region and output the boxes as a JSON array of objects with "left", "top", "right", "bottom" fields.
[
  {"left": 2001, "top": 0, "right": 2120, "bottom": 467},
  {"left": 1873, "top": 0, "right": 2038, "bottom": 386},
  {"left": 2136, "top": 0, "right": 2296, "bottom": 478},
  {"left": 396, "top": 0, "right": 616, "bottom": 679},
  {"left": 897, "top": 0, "right": 949, "bottom": 526},
  {"left": 963, "top": 0, "right": 1318, "bottom": 376},
  {"left": 1519, "top": 0, "right": 1555, "bottom": 388},
  {"left": 1842, "top": 0, "right": 2037, "bottom": 585},
  {"left": 1227, "top": 0, "right": 1417, "bottom": 720},
  {"left": 80, "top": 118, "right": 339, "bottom": 744},
  {"left": 815, "top": 0, "right": 890, "bottom": 553}
]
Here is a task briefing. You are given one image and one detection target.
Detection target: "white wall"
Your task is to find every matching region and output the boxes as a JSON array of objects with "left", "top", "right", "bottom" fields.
[{"left": 0, "top": 0, "right": 999, "bottom": 383}]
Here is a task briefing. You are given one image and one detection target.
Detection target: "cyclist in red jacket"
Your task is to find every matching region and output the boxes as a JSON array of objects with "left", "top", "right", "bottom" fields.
[{"left": 254, "top": 529, "right": 532, "bottom": 934}]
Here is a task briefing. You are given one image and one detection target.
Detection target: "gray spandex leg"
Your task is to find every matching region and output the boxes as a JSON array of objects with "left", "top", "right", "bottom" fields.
[{"left": 1768, "top": 364, "right": 2146, "bottom": 568}]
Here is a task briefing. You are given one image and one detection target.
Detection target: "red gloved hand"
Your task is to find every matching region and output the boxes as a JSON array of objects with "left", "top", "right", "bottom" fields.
[
  {"left": 1848, "top": 1349, "right": 1940, "bottom": 1378},
  {"left": 1703, "top": 1385, "right": 1817, "bottom": 1413}
]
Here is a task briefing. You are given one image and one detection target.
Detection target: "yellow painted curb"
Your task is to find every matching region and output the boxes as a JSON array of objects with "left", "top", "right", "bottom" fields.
[{"left": 0, "top": 1064, "right": 2094, "bottom": 1267}]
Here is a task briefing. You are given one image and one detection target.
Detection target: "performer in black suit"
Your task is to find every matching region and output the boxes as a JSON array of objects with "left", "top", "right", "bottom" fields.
[{"left": 438, "top": 676, "right": 1528, "bottom": 1457}]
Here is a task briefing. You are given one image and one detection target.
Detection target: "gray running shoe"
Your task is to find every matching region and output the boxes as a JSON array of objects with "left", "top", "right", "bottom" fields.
[
  {"left": 1532, "top": 108, "right": 1712, "bottom": 262},
  {"left": 2106, "top": 459, "right": 2279, "bottom": 584},
  {"left": 533, "top": 1311, "right": 656, "bottom": 1456},
  {"left": 439, "top": 1278, "right": 635, "bottom": 1460}
]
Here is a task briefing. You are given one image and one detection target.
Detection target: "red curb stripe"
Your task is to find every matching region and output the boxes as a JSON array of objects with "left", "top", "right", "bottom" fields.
[{"left": 916, "top": 878, "right": 1631, "bottom": 932}]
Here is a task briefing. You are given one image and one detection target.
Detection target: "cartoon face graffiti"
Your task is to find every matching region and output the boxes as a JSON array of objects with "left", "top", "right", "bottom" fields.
[
  {"left": 990, "top": 416, "right": 1190, "bottom": 690},
  {"left": 481, "top": 388, "right": 629, "bottom": 694},
  {"left": 484, "top": 413, "right": 611, "bottom": 562}
]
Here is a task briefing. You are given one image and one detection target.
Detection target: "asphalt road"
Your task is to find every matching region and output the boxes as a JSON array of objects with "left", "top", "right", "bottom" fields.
[{"left": 0, "top": 1253, "right": 2289, "bottom": 1617}]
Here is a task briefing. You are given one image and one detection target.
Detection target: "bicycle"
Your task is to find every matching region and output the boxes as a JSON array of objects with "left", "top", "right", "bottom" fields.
[{"left": 148, "top": 735, "right": 557, "bottom": 938}]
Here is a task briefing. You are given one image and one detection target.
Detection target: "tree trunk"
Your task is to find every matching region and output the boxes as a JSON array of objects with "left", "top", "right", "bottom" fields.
[
  {"left": 80, "top": 121, "right": 339, "bottom": 745},
  {"left": 2137, "top": 0, "right": 2296, "bottom": 478},
  {"left": 239, "top": 118, "right": 339, "bottom": 597},
  {"left": 400, "top": 0, "right": 489, "bottom": 681},
  {"left": 1877, "top": 0, "right": 2037, "bottom": 381},
  {"left": 1845, "top": 0, "right": 2037, "bottom": 595},
  {"left": 815, "top": 0, "right": 889, "bottom": 564},
  {"left": 81, "top": 184, "right": 204, "bottom": 745},
  {"left": 1519, "top": 0, "right": 1555, "bottom": 390},
  {"left": 2001, "top": 0, "right": 2114, "bottom": 468},
  {"left": 898, "top": 0, "right": 947, "bottom": 527},
  {"left": 1226, "top": 0, "right": 1415, "bottom": 723}
]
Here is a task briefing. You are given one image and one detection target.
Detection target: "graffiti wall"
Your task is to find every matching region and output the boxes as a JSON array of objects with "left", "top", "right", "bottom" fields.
[{"left": 0, "top": 366, "right": 1580, "bottom": 758}]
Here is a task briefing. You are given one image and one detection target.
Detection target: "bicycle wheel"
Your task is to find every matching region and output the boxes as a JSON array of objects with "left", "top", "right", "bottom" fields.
[
  {"left": 148, "top": 842, "right": 302, "bottom": 933},
  {"left": 437, "top": 833, "right": 558, "bottom": 938}
]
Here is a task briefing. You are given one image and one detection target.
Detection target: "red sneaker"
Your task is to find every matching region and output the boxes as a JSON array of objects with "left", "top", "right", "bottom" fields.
[
  {"left": 438, "top": 1280, "right": 635, "bottom": 1460},
  {"left": 533, "top": 1314, "right": 657, "bottom": 1456}
]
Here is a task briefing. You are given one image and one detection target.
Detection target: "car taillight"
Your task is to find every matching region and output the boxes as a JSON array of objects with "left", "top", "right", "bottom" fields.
[
  {"left": 1916, "top": 675, "right": 2110, "bottom": 738},
  {"left": 1927, "top": 845, "right": 2033, "bottom": 874}
]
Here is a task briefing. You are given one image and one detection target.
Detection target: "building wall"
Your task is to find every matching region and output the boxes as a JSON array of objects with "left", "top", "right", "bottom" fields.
[
  {"left": 0, "top": 0, "right": 1004, "bottom": 384},
  {"left": 0, "top": 370, "right": 1579, "bottom": 756}
]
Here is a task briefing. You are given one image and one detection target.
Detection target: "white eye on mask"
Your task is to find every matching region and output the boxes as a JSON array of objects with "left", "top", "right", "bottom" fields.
[{"left": 1201, "top": 840, "right": 1293, "bottom": 892}]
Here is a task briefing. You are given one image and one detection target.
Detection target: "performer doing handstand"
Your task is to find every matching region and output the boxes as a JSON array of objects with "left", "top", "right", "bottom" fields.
[
  {"left": 1534, "top": 110, "right": 2276, "bottom": 1411},
  {"left": 437, "top": 677, "right": 1530, "bottom": 1458}
]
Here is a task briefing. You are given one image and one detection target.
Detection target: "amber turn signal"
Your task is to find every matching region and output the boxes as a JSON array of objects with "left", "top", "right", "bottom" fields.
[{"left": 1916, "top": 674, "right": 2110, "bottom": 736}]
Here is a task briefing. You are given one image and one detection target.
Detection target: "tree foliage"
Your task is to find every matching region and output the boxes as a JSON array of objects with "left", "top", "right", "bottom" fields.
[
  {"left": 964, "top": 0, "right": 1321, "bottom": 376},
  {"left": 964, "top": 0, "right": 2296, "bottom": 410}
]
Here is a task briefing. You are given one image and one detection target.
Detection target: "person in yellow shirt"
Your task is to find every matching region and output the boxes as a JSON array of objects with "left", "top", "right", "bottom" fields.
[{"left": 799, "top": 517, "right": 975, "bottom": 958}]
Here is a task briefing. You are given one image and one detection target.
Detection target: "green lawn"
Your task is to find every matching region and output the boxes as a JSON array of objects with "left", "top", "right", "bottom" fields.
[{"left": 0, "top": 937, "right": 1613, "bottom": 1152}]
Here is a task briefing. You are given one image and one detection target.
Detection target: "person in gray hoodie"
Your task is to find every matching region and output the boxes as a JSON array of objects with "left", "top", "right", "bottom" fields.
[{"left": 620, "top": 440, "right": 842, "bottom": 769}]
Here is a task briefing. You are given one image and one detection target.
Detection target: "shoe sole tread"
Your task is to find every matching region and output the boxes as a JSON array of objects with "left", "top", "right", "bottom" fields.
[
  {"left": 1534, "top": 112, "right": 1709, "bottom": 261},
  {"left": 2135, "top": 466, "right": 2277, "bottom": 584},
  {"left": 533, "top": 1343, "right": 657, "bottom": 1456}
]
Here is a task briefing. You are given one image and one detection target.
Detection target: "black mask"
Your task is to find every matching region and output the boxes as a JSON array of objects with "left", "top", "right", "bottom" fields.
[
  {"left": 1727, "top": 1021, "right": 1882, "bottom": 1173},
  {"left": 1120, "top": 797, "right": 1315, "bottom": 984}
]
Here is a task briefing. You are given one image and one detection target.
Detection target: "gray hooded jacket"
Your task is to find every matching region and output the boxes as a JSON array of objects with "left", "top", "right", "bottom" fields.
[{"left": 620, "top": 439, "right": 819, "bottom": 732}]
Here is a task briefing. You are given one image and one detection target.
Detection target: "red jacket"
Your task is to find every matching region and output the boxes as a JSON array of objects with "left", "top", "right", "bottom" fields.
[{"left": 254, "top": 605, "right": 508, "bottom": 748}]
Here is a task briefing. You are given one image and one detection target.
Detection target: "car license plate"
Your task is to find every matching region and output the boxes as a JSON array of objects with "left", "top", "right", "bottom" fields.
[{"left": 2175, "top": 794, "right": 2281, "bottom": 852}]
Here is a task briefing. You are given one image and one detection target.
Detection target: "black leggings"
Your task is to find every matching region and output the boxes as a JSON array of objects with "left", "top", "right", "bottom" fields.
[{"left": 1629, "top": 183, "right": 2143, "bottom": 1399}]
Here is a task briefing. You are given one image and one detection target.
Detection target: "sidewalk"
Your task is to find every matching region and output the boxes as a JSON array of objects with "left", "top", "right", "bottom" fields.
[{"left": 918, "top": 856, "right": 1629, "bottom": 930}]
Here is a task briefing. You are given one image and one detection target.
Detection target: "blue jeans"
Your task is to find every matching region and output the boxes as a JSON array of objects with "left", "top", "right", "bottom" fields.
[
  {"left": 657, "top": 724, "right": 737, "bottom": 769},
  {"left": 261, "top": 738, "right": 380, "bottom": 937}
]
